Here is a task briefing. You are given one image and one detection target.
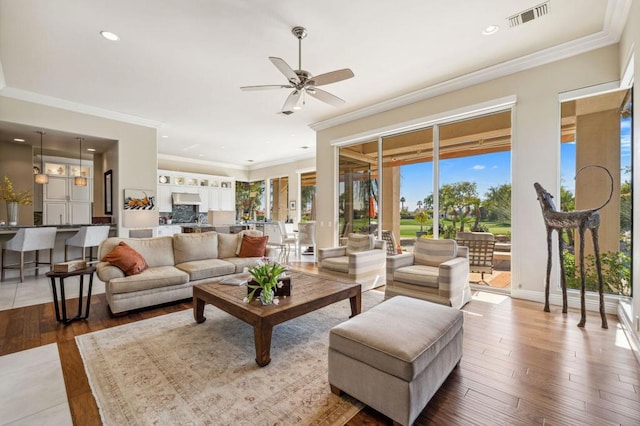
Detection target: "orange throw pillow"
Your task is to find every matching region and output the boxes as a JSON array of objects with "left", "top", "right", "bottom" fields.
[
  {"left": 102, "top": 241, "right": 148, "bottom": 276},
  {"left": 238, "top": 235, "right": 268, "bottom": 258}
]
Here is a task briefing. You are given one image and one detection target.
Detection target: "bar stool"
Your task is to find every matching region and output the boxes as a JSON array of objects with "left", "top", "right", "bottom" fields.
[
  {"left": 64, "top": 225, "right": 110, "bottom": 263},
  {"left": 1, "top": 227, "right": 57, "bottom": 283}
]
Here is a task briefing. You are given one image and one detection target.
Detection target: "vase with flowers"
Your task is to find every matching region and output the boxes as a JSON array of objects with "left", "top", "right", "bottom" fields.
[
  {"left": 0, "top": 176, "right": 32, "bottom": 226},
  {"left": 244, "top": 258, "right": 288, "bottom": 305}
]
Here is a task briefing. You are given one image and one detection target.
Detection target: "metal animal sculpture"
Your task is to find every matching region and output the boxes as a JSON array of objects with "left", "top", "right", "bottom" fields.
[{"left": 534, "top": 165, "right": 613, "bottom": 328}]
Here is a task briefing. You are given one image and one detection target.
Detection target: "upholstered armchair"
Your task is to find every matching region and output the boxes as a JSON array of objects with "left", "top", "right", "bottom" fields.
[
  {"left": 318, "top": 233, "right": 387, "bottom": 291},
  {"left": 386, "top": 238, "right": 471, "bottom": 309}
]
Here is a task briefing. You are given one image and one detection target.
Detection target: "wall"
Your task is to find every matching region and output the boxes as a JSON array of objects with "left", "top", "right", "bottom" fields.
[
  {"left": 316, "top": 45, "right": 620, "bottom": 304},
  {"left": 0, "top": 96, "right": 157, "bottom": 237},
  {"left": 0, "top": 141, "right": 34, "bottom": 224}
]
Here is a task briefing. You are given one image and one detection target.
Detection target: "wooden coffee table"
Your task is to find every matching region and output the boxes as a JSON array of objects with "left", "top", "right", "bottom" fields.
[{"left": 193, "top": 270, "right": 361, "bottom": 367}]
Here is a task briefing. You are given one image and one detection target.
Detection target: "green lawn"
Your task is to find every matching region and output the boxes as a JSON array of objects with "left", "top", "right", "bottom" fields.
[
  {"left": 341, "top": 218, "right": 511, "bottom": 240},
  {"left": 398, "top": 218, "right": 511, "bottom": 239}
]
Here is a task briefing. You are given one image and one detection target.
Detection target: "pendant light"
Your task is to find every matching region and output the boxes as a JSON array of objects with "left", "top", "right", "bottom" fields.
[
  {"left": 34, "top": 131, "right": 48, "bottom": 184},
  {"left": 74, "top": 137, "right": 87, "bottom": 186}
]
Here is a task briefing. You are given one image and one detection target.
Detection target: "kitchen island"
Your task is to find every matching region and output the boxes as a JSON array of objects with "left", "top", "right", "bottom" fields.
[{"left": 0, "top": 224, "right": 116, "bottom": 282}]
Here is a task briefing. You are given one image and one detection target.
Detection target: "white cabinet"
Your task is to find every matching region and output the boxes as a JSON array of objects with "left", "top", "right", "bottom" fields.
[
  {"left": 70, "top": 180, "right": 91, "bottom": 201},
  {"left": 198, "top": 187, "right": 209, "bottom": 213},
  {"left": 70, "top": 202, "right": 92, "bottom": 224},
  {"left": 45, "top": 177, "right": 68, "bottom": 201},
  {"left": 43, "top": 166, "right": 93, "bottom": 225},
  {"left": 158, "top": 185, "right": 173, "bottom": 212},
  {"left": 44, "top": 202, "right": 67, "bottom": 225},
  {"left": 157, "top": 225, "right": 182, "bottom": 236},
  {"left": 208, "top": 187, "right": 220, "bottom": 210},
  {"left": 219, "top": 187, "right": 235, "bottom": 210}
]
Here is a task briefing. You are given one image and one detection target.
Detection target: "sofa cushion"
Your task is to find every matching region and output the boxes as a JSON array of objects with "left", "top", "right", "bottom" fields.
[
  {"left": 175, "top": 259, "right": 236, "bottom": 281},
  {"left": 329, "top": 296, "right": 463, "bottom": 382},
  {"left": 102, "top": 241, "right": 148, "bottom": 276},
  {"left": 394, "top": 264, "right": 439, "bottom": 288},
  {"left": 218, "top": 233, "right": 239, "bottom": 259},
  {"left": 238, "top": 235, "right": 268, "bottom": 258},
  {"left": 223, "top": 257, "right": 263, "bottom": 273},
  {"left": 414, "top": 239, "right": 457, "bottom": 267},
  {"left": 173, "top": 231, "right": 218, "bottom": 264},
  {"left": 107, "top": 266, "right": 189, "bottom": 294},
  {"left": 321, "top": 256, "right": 349, "bottom": 273},
  {"left": 235, "top": 230, "right": 264, "bottom": 255},
  {"left": 99, "top": 236, "right": 175, "bottom": 268},
  {"left": 346, "top": 233, "right": 374, "bottom": 255}
]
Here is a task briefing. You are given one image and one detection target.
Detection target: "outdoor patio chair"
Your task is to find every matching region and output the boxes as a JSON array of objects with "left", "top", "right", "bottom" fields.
[{"left": 455, "top": 231, "right": 495, "bottom": 285}]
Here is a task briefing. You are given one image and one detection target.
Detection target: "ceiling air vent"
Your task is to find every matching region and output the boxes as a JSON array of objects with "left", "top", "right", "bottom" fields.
[{"left": 508, "top": 1, "right": 550, "bottom": 28}]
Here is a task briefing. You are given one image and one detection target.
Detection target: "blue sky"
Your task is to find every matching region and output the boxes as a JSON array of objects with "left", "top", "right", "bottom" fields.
[
  {"left": 399, "top": 151, "right": 511, "bottom": 210},
  {"left": 399, "top": 115, "right": 631, "bottom": 210}
]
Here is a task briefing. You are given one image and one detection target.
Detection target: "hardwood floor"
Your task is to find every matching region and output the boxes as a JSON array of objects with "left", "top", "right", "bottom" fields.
[{"left": 1, "top": 264, "right": 638, "bottom": 425}]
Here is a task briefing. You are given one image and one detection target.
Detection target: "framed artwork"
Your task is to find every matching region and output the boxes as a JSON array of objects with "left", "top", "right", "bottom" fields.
[
  {"left": 104, "top": 170, "right": 113, "bottom": 215},
  {"left": 289, "top": 201, "right": 296, "bottom": 211},
  {"left": 124, "top": 188, "right": 156, "bottom": 210}
]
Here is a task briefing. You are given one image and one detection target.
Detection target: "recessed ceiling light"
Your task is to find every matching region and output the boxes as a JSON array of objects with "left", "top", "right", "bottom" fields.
[
  {"left": 161, "top": 135, "right": 168, "bottom": 138},
  {"left": 13, "top": 138, "right": 25, "bottom": 142},
  {"left": 100, "top": 31, "right": 120, "bottom": 41},
  {"left": 247, "top": 159, "right": 254, "bottom": 162},
  {"left": 482, "top": 25, "right": 499, "bottom": 35},
  {"left": 300, "top": 146, "right": 309, "bottom": 150},
  {"left": 87, "top": 148, "right": 96, "bottom": 152}
]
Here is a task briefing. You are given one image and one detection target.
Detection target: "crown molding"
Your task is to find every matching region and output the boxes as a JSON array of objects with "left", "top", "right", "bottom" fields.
[
  {"left": 310, "top": 0, "right": 630, "bottom": 132},
  {"left": 0, "top": 86, "right": 163, "bottom": 129},
  {"left": 157, "top": 153, "right": 248, "bottom": 171},
  {"left": 246, "top": 152, "right": 315, "bottom": 171}
]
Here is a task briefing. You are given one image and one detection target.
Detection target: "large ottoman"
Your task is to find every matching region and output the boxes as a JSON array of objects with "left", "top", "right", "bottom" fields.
[{"left": 328, "top": 295, "right": 464, "bottom": 426}]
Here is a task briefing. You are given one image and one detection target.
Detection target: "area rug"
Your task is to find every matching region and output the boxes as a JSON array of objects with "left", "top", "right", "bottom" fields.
[{"left": 76, "top": 290, "right": 385, "bottom": 425}]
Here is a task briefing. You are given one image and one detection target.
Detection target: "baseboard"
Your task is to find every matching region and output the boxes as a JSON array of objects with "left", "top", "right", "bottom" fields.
[
  {"left": 617, "top": 304, "right": 640, "bottom": 366},
  {"left": 510, "top": 289, "right": 619, "bottom": 315}
]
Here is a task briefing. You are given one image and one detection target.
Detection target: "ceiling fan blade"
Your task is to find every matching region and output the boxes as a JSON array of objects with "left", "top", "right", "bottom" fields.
[
  {"left": 269, "top": 57, "right": 300, "bottom": 84},
  {"left": 282, "top": 90, "right": 301, "bottom": 111},
  {"left": 240, "top": 84, "right": 293, "bottom": 91},
  {"left": 308, "top": 88, "right": 345, "bottom": 107},
  {"left": 311, "top": 69, "right": 354, "bottom": 86}
]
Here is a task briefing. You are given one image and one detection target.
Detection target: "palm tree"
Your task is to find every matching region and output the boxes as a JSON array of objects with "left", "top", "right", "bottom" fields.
[
  {"left": 416, "top": 200, "right": 423, "bottom": 210},
  {"left": 400, "top": 196, "right": 406, "bottom": 211}
]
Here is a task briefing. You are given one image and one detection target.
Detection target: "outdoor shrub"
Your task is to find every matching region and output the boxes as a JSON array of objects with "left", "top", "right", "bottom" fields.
[
  {"left": 561, "top": 250, "right": 631, "bottom": 296},
  {"left": 472, "top": 223, "right": 489, "bottom": 232}
]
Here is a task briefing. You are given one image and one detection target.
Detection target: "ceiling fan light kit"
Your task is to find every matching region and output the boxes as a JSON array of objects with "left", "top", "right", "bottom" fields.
[{"left": 240, "top": 26, "right": 354, "bottom": 114}]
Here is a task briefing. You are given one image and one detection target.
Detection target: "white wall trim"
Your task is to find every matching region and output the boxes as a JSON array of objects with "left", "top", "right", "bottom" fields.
[
  {"left": 311, "top": 0, "right": 630, "bottom": 132},
  {"left": 157, "top": 153, "right": 247, "bottom": 171},
  {"left": 558, "top": 81, "right": 622, "bottom": 102},
  {"left": 247, "top": 152, "right": 315, "bottom": 171},
  {"left": 618, "top": 303, "right": 640, "bottom": 365},
  {"left": 621, "top": 49, "right": 635, "bottom": 88},
  {"left": 511, "top": 289, "right": 620, "bottom": 315},
  {"left": 0, "top": 60, "right": 6, "bottom": 90},
  {"left": 0, "top": 87, "right": 163, "bottom": 129},
  {"left": 330, "top": 95, "right": 517, "bottom": 147}
]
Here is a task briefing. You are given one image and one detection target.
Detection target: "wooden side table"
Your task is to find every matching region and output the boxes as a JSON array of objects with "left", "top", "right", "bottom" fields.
[{"left": 46, "top": 266, "right": 96, "bottom": 324}]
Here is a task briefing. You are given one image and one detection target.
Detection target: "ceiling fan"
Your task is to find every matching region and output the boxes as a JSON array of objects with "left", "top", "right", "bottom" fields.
[{"left": 240, "top": 26, "right": 354, "bottom": 114}]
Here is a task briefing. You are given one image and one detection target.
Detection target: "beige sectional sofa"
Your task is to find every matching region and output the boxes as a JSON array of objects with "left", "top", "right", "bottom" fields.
[{"left": 97, "top": 230, "right": 270, "bottom": 314}]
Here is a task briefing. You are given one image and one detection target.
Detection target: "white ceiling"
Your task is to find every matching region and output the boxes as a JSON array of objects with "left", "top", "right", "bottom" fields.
[{"left": 0, "top": 0, "right": 629, "bottom": 168}]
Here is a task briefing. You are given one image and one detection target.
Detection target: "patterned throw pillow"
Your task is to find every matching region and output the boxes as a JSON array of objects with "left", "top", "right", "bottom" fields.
[
  {"left": 346, "top": 233, "right": 374, "bottom": 255},
  {"left": 102, "top": 241, "right": 148, "bottom": 276}
]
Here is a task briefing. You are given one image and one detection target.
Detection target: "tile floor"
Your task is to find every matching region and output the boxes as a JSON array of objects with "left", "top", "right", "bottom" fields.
[
  {"left": 0, "top": 273, "right": 105, "bottom": 312},
  {"left": 0, "top": 343, "right": 72, "bottom": 426}
]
